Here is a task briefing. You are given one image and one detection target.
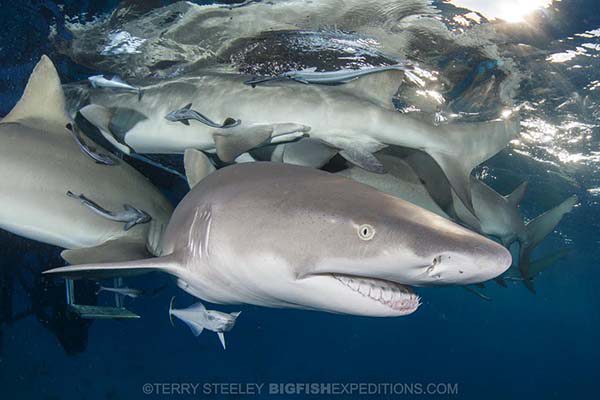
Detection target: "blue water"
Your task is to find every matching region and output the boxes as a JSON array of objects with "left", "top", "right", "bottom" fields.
[{"left": 1, "top": 1, "right": 599, "bottom": 399}]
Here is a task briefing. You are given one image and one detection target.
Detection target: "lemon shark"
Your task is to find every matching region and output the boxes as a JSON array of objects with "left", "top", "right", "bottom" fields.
[
  {"left": 45, "top": 158, "right": 512, "bottom": 317},
  {"left": 337, "top": 151, "right": 577, "bottom": 291},
  {"left": 0, "top": 56, "right": 173, "bottom": 264},
  {"left": 77, "top": 70, "right": 518, "bottom": 213}
]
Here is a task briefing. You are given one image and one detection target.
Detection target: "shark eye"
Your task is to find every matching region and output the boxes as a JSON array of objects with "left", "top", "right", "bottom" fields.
[{"left": 358, "top": 224, "right": 375, "bottom": 241}]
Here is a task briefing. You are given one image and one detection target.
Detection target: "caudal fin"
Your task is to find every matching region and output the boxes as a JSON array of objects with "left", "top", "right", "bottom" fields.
[
  {"left": 519, "top": 195, "right": 577, "bottom": 292},
  {"left": 429, "top": 118, "right": 519, "bottom": 216},
  {"left": 43, "top": 254, "right": 181, "bottom": 280}
]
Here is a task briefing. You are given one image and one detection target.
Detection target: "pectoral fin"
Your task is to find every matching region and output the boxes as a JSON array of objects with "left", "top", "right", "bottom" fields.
[
  {"left": 180, "top": 120, "right": 190, "bottom": 126},
  {"left": 319, "top": 137, "right": 387, "bottom": 174},
  {"left": 217, "top": 332, "right": 226, "bottom": 349},
  {"left": 429, "top": 152, "right": 477, "bottom": 217},
  {"left": 184, "top": 149, "right": 215, "bottom": 189},
  {"left": 60, "top": 238, "right": 151, "bottom": 265}
]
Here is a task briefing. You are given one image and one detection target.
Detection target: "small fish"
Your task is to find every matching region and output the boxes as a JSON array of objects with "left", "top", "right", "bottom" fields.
[
  {"left": 66, "top": 123, "right": 117, "bottom": 166},
  {"left": 66, "top": 191, "right": 152, "bottom": 231},
  {"left": 88, "top": 74, "right": 143, "bottom": 101},
  {"left": 97, "top": 286, "right": 143, "bottom": 298},
  {"left": 245, "top": 64, "right": 425, "bottom": 87},
  {"left": 169, "top": 297, "right": 241, "bottom": 349},
  {"left": 165, "top": 103, "right": 241, "bottom": 128}
]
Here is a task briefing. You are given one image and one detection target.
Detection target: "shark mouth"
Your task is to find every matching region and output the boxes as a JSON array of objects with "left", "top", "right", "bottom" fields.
[{"left": 332, "top": 274, "right": 421, "bottom": 315}]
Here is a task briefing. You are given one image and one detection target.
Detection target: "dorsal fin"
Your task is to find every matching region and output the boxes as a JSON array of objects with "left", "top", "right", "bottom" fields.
[
  {"left": 336, "top": 70, "right": 404, "bottom": 109},
  {"left": 505, "top": 181, "right": 528, "bottom": 206},
  {"left": 2, "top": 55, "right": 69, "bottom": 128}
]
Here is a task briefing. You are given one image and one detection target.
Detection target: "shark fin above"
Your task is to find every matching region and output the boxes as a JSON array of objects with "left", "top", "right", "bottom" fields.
[
  {"left": 184, "top": 149, "right": 216, "bottom": 189},
  {"left": 79, "top": 104, "right": 132, "bottom": 155},
  {"left": 2, "top": 55, "right": 70, "bottom": 129},
  {"left": 217, "top": 332, "right": 226, "bottom": 349},
  {"left": 61, "top": 238, "right": 151, "bottom": 265},
  {"left": 44, "top": 254, "right": 181, "bottom": 280},
  {"left": 505, "top": 181, "right": 528, "bottom": 206},
  {"left": 337, "top": 70, "right": 404, "bottom": 110}
]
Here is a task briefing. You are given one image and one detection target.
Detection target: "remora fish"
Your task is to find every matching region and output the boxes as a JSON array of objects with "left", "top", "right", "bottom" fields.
[
  {"left": 45, "top": 158, "right": 512, "bottom": 317},
  {"left": 88, "top": 74, "right": 143, "bottom": 101},
  {"left": 244, "top": 64, "right": 425, "bottom": 86},
  {"left": 169, "top": 297, "right": 241, "bottom": 349},
  {"left": 165, "top": 103, "right": 241, "bottom": 128},
  {"left": 77, "top": 71, "right": 519, "bottom": 214},
  {"left": 0, "top": 56, "right": 172, "bottom": 264},
  {"left": 66, "top": 191, "right": 152, "bottom": 231}
]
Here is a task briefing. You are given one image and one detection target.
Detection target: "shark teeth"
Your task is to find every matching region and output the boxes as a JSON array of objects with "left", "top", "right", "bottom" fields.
[{"left": 333, "top": 275, "right": 421, "bottom": 313}]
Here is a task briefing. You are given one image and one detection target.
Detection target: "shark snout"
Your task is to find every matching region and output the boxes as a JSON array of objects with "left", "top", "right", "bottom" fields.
[{"left": 427, "top": 239, "right": 512, "bottom": 285}]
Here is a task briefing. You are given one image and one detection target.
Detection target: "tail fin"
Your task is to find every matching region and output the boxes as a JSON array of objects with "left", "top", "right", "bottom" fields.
[
  {"left": 519, "top": 195, "right": 578, "bottom": 292},
  {"left": 429, "top": 117, "right": 519, "bottom": 216},
  {"left": 43, "top": 254, "right": 181, "bottom": 280}
]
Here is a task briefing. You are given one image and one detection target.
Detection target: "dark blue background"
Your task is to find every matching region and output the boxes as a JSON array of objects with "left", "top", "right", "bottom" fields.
[{"left": 0, "top": 1, "right": 598, "bottom": 399}]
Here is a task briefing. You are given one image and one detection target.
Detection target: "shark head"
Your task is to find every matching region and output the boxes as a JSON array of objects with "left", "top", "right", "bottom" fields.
[{"left": 160, "top": 163, "right": 512, "bottom": 317}]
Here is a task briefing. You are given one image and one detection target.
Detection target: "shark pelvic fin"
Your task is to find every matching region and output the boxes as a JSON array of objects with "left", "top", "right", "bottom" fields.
[
  {"left": 213, "top": 123, "right": 310, "bottom": 162},
  {"left": 79, "top": 104, "right": 132, "bottom": 154},
  {"left": 2, "top": 55, "right": 70, "bottom": 129},
  {"left": 61, "top": 238, "right": 151, "bottom": 265},
  {"left": 184, "top": 149, "right": 216, "bottom": 189}
]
